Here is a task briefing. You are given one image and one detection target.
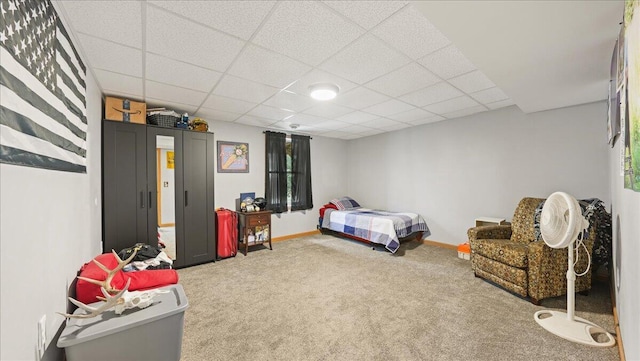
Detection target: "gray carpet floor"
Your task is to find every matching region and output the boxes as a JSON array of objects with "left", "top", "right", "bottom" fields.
[{"left": 177, "top": 234, "right": 619, "bottom": 361}]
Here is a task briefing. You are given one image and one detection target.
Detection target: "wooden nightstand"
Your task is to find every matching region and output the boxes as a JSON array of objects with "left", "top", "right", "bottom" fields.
[{"left": 237, "top": 210, "right": 272, "bottom": 256}]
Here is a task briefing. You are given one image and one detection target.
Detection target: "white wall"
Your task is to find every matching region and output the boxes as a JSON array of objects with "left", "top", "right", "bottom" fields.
[
  {"left": 0, "top": 71, "right": 103, "bottom": 359},
  {"left": 347, "top": 102, "right": 610, "bottom": 245},
  {"left": 609, "top": 133, "right": 640, "bottom": 359},
  {"left": 209, "top": 120, "right": 348, "bottom": 237}
]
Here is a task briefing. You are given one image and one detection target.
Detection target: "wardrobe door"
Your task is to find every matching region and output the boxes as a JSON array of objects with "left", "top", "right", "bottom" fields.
[
  {"left": 182, "top": 131, "right": 216, "bottom": 265},
  {"left": 103, "top": 121, "right": 147, "bottom": 253},
  {"left": 147, "top": 127, "right": 185, "bottom": 267}
]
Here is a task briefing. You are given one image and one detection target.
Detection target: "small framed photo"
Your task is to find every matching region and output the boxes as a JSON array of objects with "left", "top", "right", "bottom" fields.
[{"left": 217, "top": 141, "right": 249, "bottom": 173}]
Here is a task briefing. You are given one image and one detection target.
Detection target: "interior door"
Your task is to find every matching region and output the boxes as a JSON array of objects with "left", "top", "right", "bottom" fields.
[{"left": 182, "top": 131, "right": 216, "bottom": 265}]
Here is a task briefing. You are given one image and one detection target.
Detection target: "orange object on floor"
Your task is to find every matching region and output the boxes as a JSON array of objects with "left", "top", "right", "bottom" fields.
[{"left": 457, "top": 242, "right": 471, "bottom": 260}]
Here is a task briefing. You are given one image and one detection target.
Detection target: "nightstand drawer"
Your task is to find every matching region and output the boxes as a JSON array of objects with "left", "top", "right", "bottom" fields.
[{"left": 248, "top": 214, "right": 270, "bottom": 226}]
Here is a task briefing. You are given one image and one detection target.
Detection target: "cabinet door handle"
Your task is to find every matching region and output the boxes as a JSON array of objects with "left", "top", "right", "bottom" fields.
[
  {"left": 140, "top": 191, "right": 145, "bottom": 208},
  {"left": 185, "top": 190, "right": 188, "bottom": 207},
  {"left": 148, "top": 191, "right": 153, "bottom": 208}
]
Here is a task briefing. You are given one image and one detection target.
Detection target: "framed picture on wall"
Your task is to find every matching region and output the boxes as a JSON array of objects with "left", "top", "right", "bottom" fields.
[{"left": 217, "top": 141, "right": 249, "bottom": 173}]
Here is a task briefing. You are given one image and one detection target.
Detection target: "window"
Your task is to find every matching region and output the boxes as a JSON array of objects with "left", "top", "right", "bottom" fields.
[{"left": 265, "top": 131, "right": 313, "bottom": 213}]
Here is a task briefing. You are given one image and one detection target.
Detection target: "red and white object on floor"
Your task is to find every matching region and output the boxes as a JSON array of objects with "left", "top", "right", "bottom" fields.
[{"left": 457, "top": 242, "right": 470, "bottom": 260}]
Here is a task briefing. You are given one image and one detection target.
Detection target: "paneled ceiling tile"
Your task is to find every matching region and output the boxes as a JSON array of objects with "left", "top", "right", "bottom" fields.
[
  {"left": 94, "top": 69, "right": 143, "bottom": 97},
  {"left": 268, "top": 121, "right": 315, "bottom": 134},
  {"left": 284, "top": 69, "right": 358, "bottom": 96},
  {"left": 228, "top": 45, "right": 311, "bottom": 88},
  {"left": 418, "top": 45, "right": 477, "bottom": 80},
  {"left": 213, "top": 75, "right": 279, "bottom": 104},
  {"left": 442, "top": 105, "right": 487, "bottom": 119},
  {"left": 470, "top": 87, "right": 510, "bottom": 105},
  {"left": 343, "top": 133, "right": 365, "bottom": 140},
  {"left": 60, "top": 1, "right": 142, "bottom": 48},
  {"left": 146, "top": 5, "right": 244, "bottom": 72},
  {"left": 311, "top": 120, "right": 351, "bottom": 131},
  {"left": 358, "top": 128, "right": 385, "bottom": 137},
  {"left": 448, "top": 70, "right": 496, "bottom": 94},
  {"left": 362, "top": 99, "right": 415, "bottom": 117},
  {"left": 360, "top": 117, "right": 403, "bottom": 130},
  {"left": 340, "top": 124, "right": 375, "bottom": 134},
  {"left": 386, "top": 108, "right": 435, "bottom": 122},
  {"left": 145, "top": 97, "right": 198, "bottom": 114},
  {"left": 149, "top": 1, "right": 275, "bottom": 40},
  {"left": 407, "top": 115, "right": 446, "bottom": 125},
  {"left": 319, "top": 130, "right": 352, "bottom": 139},
  {"left": 263, "top": 90, "right": 316, "bottom": 112},
  {"left": 286, "top": 113, "right": 329, "bottom": 126},
  {"left": 145, "top": 80, "right": 208, "bottom": 107},
  {"left": 196, "top": 107, "right": 242, "bottom": 123},
  {"left": 248, "top": 105, "right": 295, "bottom": 121},
  {"left": 423, "top": 96, "right": 479, "bottom": 115},
  {"left": 365, "top": 63, "right": 440, "bottom": 97},
  {"left": 252, "top": 1, "right": 364, "bottom": 66},
  {"left": 146, "top": 53, "right": 222, "bottom": 93},
  {"left": 399, "top": 82, "right": 462, "bottom": 107},
  {"left": 332, "top": 87, "right": 391, "bottom": 110},
  {"left": 201, "top": 94, "right": 257, "bottom": 114},
  {"left": 372, "top": 6, "right": 450, "bottom": 60},
  {"left": 77, "top": 34, "right": 142, "bottom": 76},
  {"left": 319, "top": 34, "right": 410, "bottom": 84},
  {"left": 336, "top": 111, "right": 379, "bottom": 124},
  {"left": 486, "top": 99, "right": 515, "bottom": 110},
  {"left": 323, "top": 1, "right": 408, "bottom": 30},
  {"left": 236, "top": 115, "right": 279, "bottom": 127},
  {"left": 378, "top": 122, "right": 412, "bottom": 132},
  {"left": 303, "top": 103, "right": 354, "bottom": 119}
]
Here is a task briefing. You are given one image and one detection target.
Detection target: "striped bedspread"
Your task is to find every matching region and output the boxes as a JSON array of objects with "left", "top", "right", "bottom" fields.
[{"left": 321, "top": 208, "right": 431, "bottom": 253}]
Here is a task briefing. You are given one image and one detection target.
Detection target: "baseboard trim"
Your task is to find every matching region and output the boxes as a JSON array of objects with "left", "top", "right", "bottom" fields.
[
  {"left": 610, "top": 273, "right": 625, "bottom": 361},
  {"left": 420, "top": 239, "right": 457, "bottom": 251},
  {"left": 272, "top": 230, "right": 321, "bottom": 243}
]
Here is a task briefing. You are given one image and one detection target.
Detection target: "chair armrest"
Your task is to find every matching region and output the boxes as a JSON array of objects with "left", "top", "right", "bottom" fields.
[{"left": 467, "top": 225, "right": 512, "bottom": 241}]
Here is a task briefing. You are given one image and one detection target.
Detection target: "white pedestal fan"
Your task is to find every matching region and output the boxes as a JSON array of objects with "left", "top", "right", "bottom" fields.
[{"left": 533, "top": 192, "right": 615, "bottom": 347}]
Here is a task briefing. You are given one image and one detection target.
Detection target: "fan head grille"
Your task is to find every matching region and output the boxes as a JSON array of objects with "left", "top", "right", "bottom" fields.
[{"left": 540, "top": 192, "right": 586, "bottom": 249}]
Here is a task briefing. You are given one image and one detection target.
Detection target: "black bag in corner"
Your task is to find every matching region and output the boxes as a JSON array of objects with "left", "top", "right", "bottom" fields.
[{"left": 118, "top": 243, "right": 162, "bottom": 262}]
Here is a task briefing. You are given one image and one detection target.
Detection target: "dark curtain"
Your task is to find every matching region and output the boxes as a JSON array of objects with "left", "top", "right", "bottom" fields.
[
  {"left": 291, "top": 134, "right": 313, "bottom": 211},
  {"left": 265, "top": 131, "right": 287, "bottom": 213}
]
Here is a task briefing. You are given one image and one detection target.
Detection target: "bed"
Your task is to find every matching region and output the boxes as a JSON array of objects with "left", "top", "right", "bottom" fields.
[{"left": 319, "top": 197, "right": 431, "bottom": 253}]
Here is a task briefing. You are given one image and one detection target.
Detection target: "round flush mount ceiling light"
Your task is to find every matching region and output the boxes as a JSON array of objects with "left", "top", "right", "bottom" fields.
[{"left": 309, "top": 83, "right": 339, "bottom": 101}]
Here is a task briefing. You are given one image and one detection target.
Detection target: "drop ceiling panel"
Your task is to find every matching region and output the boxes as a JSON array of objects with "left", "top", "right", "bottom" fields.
[
  {"left": 303, "top": 103, "right": 354, "bottom": 119},
  {"left": 148, "top": 1, "right": 275, "bottom": 40},
  {"left": 365, "top": 62, "right": 440, "bottom": 97},
  {"left": 399, "top": 82, "right": 462, "bottom": 107},
  {"left": 236, "top": 115, "right": 279, "bottom": 127},
  {"left": 146, "top": 53, "right": 222, "bottom": 93},
  {"left": 228, "top": 44, "right": 311, "bottom": 88},
  {"left": 146, "top": 5, "right": 244, "bottom": 71},
  {"left": 487, "top": 99, "right": 515, "bottom": 110},
  {"left": 252, "top": 1, "right": 364, "bottom": 66},
  {"left": 284, "top": 69, "right": 358, "bottom": 96},
  {"left": 286, "top": 113, "right": 329, "bottom": 126},
  {"left": 362, "top": 99, "right": 415, "bottom": 117},
  {"left": 93, "top": 69, "right": 143, "bottom": 97},
  {"left": 423, "top": 95, "right": 479, "bottom": 115},
  {"left": 196, "top": 107, "right": 242, "bottom": 123},
  {"left": 378, "top": 122, "right": 411, "bottom": 131},
  {"left": 60, "top": 1, "right": 142, "bottom": 48},
  {"left": 309, "top": 120, "right": 351, "bottom": 131},
  {"left": 323, "top": 1, "right": 408, "bottom": 30},
  {"left": 337, "top": 111, "right": 379, "bottom": 124},
  {"left": 248, "top": 104, "right": 295, "bottom": 121},
  {"left": 213, "top": 75, "right": 279, "bottom": 104},
  {"left": 448, "top": 70, "right": 495, "bottom": 93},
  {"left": 76, "top": 34, "right": 142, "bottom": 77},
  {"left": 360, "top": 117, "right": 404, "bottom": 130},
  {"left": 332, "top": 86, "right": 391, "bottom": 110},
  {"left": 340, "top": 124, "right": 375, "bottom": 134},
  {"left": 386, "top": 108, "right": 435, "bottom": 122},
  {"left": 263, "top": 90, "right": 316, "bottom": 112},
  {"left": 201, "top": 94, "right": 257, "bottom": 114},
  {"left": 319, "top": 130, "right": 352, "bottom": 139},
  {"left": 442, "top": 105, "right": 486, "bottom": 119},
  {"left": 372, "top": 6, "right": 450, "bottom": 60},
  {"left": 145, "top": 97, "right": 198, "bottom": 114},
  {"left": 145, "top": 80, "right": 208, "bottom": 107},
  {"left": 407, "top": 115, "right": 445, "bottom": 125},
  {"left": 320, "top": 34, "right": 410, "bottom": 84},
  {"left": 469, "top": 87, "right": 509, "bottom": 105},
  {"left": 418, "top": 45, "right": 477, "bottom": 80}
]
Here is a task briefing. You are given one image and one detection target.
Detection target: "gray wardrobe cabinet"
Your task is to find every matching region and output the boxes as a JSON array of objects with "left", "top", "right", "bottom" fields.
[{"left": 102, "top": 120, "right": 216, "bottom": 268}]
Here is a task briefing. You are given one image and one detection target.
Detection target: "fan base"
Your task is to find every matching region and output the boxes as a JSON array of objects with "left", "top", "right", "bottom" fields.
[{"left": 534, "top": 310, "right": 615, "bottom": 347}]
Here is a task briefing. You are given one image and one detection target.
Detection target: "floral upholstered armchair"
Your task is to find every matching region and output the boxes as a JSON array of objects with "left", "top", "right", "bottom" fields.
[{"left": 467, "top": 197, "right": 595, "bottom": 304}]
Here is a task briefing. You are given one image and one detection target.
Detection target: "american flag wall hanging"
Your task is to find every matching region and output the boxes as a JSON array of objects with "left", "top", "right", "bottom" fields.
[{"left": 0, "top": 0, "right": 87, "bottom": 173}]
